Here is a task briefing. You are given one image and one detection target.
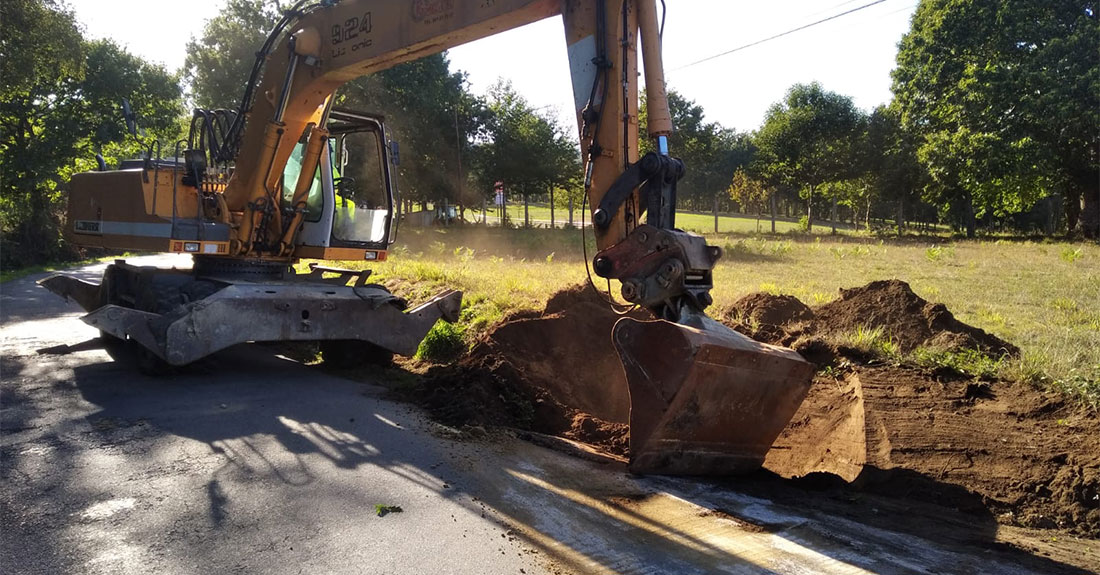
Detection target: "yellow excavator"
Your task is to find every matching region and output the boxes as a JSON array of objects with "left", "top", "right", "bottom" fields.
[{"left": 40, "top": 0, "right": 814, "bottom": 476}]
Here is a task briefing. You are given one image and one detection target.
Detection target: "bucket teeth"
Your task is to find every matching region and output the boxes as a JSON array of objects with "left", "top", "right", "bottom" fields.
[{"left": 613, "top": 316, "right": 815, "bottom": 476}]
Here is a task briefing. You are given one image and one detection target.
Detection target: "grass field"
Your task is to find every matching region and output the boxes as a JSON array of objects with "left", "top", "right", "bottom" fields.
[{"left": 334, "top": 225, "right": 1099, "bottom": 408}]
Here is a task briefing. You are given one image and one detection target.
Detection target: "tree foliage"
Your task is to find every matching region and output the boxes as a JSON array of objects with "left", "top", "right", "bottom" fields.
[
  {"left": 184, "top": 1, "right": 489, "bottom": 210},
  {"left": 754, "top": 82, "right": 863, "bottom": 230},
  {"left": 641, "top": 91, "right": 755, "bottom": 214},
  {"left": 863, "top": 105, "right": 926, "bottom": 233},
  {"left": 893, "top": 0, "right": 1099, "bottom": 237},
  {"left": 183, "top": 0, "right": 283, "bottom": 109},
  {"left": 472, "top": 81, "right": 579, "bottom": 214},
  {"left": 341, "top": 54, "right": 482, "bottom": 208},
  {"left": 1, "top": 0, "right": 184, "bottom": 268},
  {"left": 728, "top": 168, "right": 767, "bottom": 217}
]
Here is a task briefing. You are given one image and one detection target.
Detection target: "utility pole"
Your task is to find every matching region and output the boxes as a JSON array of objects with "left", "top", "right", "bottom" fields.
[{"left": 454, "top": 106, "right": 463, "bottom": 221}]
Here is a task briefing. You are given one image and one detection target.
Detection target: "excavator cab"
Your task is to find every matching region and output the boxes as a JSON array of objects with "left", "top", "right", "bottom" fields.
[{"left": 290, "top": 109, "right": 397, "bottom": 256}]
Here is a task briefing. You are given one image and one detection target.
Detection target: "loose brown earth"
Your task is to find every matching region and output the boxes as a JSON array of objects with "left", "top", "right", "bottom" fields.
[{"left": 414, "top": 280, "right": 1098, "bottom": 540}]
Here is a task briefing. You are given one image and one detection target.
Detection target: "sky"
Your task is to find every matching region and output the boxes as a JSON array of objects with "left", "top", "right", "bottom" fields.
[{"left": 68, "top": 0, "right": 918, "bottom": 134}]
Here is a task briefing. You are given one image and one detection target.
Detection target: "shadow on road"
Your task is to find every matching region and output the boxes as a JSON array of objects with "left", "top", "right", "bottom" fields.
[
  {"left": 2, "top": 340, "right": 1070, "bottom": 574},
  {"left": 51, "top": 344, "right": 773, "bottom": 573}
]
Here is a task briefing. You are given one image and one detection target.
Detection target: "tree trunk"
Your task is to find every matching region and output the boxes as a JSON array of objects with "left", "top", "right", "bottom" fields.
[
  {"left": 524, "top": 194, "right": 530, "bottom": 228},
  {"left": 713, "top": 194, "right": 719, "bottom": 233},
  {"left": 830, "top": 194, "right": 838, "bottom": 234},
  {"left": 963, "top": 191, "right": 977, "bottom": 238},
  {"left": 482, "top": 197, "right": 487, "bottom": 225},
  {"left": 770, "top": 191, "right": 777, "bottom": 233},
  {"left": 1065, "top": 188, "right": 1082, "bottom": 233},
  {"left": 896, "top": 197, "right": 905, "bottom": 237},
  {"left": 568, "top": 194, "right": 574, "bottom": 227},
  {"left": 550, "top": 187, "right": 555, "bottom": 228},
  {"left": 806, "top": 185, "right": 814, "bottom": 231},
  {"left": 1080, "top": 177, "right": 1100, "bottom": 240}
]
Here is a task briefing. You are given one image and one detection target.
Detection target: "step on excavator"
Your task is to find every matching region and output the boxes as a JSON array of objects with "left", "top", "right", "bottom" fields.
[{"left": 41, "top": 0, "right": 815, "bottom": 476}]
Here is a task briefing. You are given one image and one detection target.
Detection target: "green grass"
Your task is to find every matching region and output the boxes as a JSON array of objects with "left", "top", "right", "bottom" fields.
[{"left": 307, "top": 226, "right": 1100, "bottom": 408}]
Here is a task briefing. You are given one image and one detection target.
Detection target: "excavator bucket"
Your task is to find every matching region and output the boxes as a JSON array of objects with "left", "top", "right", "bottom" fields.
[{"left": 614, "top": 315, "right": 815, "bottom": 476}]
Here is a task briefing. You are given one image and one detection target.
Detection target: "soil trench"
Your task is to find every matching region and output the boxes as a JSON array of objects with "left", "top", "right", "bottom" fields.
[{"left": 418, "top": 280, "right": 1098, "bottom": 538}]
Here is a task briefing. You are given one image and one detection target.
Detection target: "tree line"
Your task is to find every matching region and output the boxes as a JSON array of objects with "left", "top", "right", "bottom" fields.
[
  {"left": 665, "top": 0, "right": 1098, "bottom": 240},
  {"left": 2, "top": 0, "right": 1096, "bottom": 269}
]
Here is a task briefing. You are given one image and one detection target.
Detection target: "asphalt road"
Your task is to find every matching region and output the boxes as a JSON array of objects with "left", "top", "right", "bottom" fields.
[{"left": 1, "top": 257, "right": 1088, "bottom": 574}]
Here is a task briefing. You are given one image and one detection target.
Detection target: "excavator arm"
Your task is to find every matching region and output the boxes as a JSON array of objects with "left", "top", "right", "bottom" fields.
[
  {"left": 220, "top": 0, "right": 636, "bottom": 257},
  {"left": 220, "top": 0, "right": 719, "bottom": 319}
]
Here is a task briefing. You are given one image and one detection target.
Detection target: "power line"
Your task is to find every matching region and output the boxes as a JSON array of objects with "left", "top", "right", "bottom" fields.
[
  {"left": 671, "top": 0, "right": 890, "bottom": 72},
  {"left": 806, "top": 0, "right": 865, "bottom": 20},
  {"left": 880, "top": 2, "right": 919, "bottom": 18}
]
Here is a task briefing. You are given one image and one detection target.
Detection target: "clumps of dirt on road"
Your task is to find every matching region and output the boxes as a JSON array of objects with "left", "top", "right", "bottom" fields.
[{"left": 413, "top": 279, "right": 1096, "bottom": 537}]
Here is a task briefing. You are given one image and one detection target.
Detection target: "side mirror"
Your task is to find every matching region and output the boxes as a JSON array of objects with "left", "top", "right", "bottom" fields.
[
  {"left": 389, "top": 140, "right": 400, "bottom": 166},
  {"left": 121, "top": 98, "right": 137, "bottom": 137}
]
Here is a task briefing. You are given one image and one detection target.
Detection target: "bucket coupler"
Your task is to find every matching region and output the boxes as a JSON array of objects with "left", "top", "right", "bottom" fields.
[{"left": 39, "top": 266, "right": 461, "bottom": 366}]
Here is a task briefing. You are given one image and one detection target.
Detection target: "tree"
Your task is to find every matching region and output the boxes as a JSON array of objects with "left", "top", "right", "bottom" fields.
[
  {"left": 341, "top": 54, "right": 483, "bottom": 213},
  {"left": 1, "top": 0, "right": 184, "bottom": 268},
  {"left": 0, "top": 0, "right": 84, "bottom": 266},
  {"left": 183, "top": 0, "right": 284, "bottom": 109},
  {"left": 755, "top": 83, "right": 863, "bottom": 232},
  {"left": 472, "top": 81, "right": 578, "bottom": 227},
  {"left": 864, "top": 105, "right": 926, "bottom": 234},
  {"left": 893, "top": 0, "right": 1098, "bottom": 237},
  {"left": 728, "top": 169, "right": 768, "bottom": 231}
]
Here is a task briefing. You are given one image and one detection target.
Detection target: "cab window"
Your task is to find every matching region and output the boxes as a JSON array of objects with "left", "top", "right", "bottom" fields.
[
  {"left": 331, "top": 129, "right": 389, "bottom": 244},
  {"left": 281, "top": 142, "right": 324, "bottom": 222}
]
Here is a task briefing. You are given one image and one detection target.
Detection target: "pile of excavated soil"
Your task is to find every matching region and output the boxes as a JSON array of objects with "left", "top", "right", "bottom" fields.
[
  {"left": 418, "top": 284, "right": 638, "bottom": 455},
  {"left": 814, "top": 280, "right": 1019, "bottom": 355},
  {"left": 720, "top": 281, "right": 1096, "bottom": 536},
  {"left": 417, "top": 279, "right": 1097, "bottom": 536},
  {"left": 722, "top": 280, "right": 1018, "bottom": 357},
  {"left": 764, "top": 367, "right": 1098, "bottom": 536}
]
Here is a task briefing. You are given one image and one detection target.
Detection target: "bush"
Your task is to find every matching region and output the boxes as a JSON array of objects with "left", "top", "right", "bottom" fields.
[
  {"left": 415, "top": 321, "right": 467, "bottom": 363},
  {"left": 798, "top": 216, "right": 811, "bottom": 232}
]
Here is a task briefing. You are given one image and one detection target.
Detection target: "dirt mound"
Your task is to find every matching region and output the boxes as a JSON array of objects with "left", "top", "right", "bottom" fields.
[
  {"left": 728, "top": 293, "right": 814, "bottom": 327},
  {"left": 717, "top": 281, "right": 1095, "bottom": 534},
  {"left": 419, "top": 284, "right": 637, "bottom": 454},
  {"left": 722, "top": 280, "right": 1018, "bottom": 361},
  {"left": 813, "top": 280, "right": 1018, "bottom": 355},
  {"left": 766, "top": 367, "right": 1099, "bottom": 536},
  {"left": 414, "top": 279, "right": 1095, "bottom": 536}
]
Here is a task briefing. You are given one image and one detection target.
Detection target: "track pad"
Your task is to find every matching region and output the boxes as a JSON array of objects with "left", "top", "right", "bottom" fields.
[{"left": 613, "top": 316, "right": 815, "bottom": 476}]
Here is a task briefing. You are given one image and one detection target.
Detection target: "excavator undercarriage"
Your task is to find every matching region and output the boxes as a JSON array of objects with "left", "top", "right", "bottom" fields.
[{"left": 41, "top": 259, "right": 461, "bottom": 372}]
